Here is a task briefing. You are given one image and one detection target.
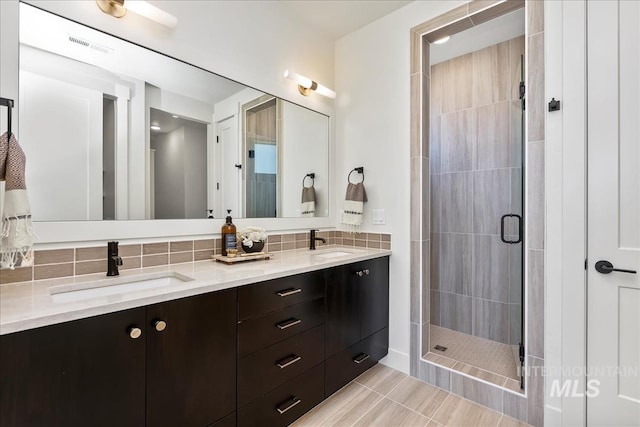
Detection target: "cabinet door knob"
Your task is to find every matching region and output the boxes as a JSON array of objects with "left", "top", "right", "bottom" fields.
[
  {"left": 154, "top": 320, "right": 167, "bottom": 332},
  {"left": 128, "top": 326, "right": 142, "bottom": 339},
  {"left": 364, "top": 269, "right": 370, "bottom": 275},
  {"left": 356, "top": 271, "right": 364, "bottom": 277}
]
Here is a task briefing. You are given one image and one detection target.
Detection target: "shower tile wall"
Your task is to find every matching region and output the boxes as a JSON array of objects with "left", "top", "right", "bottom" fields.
[{"left": 430, "top": 36, "right": 525, "bottom": 346}]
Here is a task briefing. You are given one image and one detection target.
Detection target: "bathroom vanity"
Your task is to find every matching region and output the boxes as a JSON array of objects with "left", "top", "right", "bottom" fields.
[{"left": 0, "top": 249, "right": 390, "bottom": 427}]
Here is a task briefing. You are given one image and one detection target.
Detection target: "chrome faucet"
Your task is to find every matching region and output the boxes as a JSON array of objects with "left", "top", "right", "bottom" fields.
[
  {"left": 309, "top": 229, "right": 326, "bottom": 250},
  {"left": 107, "top": 241, "right": 123, "bottom": 276}
]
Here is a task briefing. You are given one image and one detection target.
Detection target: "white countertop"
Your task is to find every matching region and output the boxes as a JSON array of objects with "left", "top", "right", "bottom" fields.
[{"left": 0, "top": 246, "right": 391, "bottom": 335}]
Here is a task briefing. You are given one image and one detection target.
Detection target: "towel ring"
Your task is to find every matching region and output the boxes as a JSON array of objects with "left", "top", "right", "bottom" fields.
[
  {"left": 348, "top": 167, "right": 364, "bottom": 184},
  {"left": 303, "top": 173, "right": 315, "bottom": 188}
]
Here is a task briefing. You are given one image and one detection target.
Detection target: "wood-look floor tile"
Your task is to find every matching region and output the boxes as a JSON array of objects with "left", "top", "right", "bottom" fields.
[
  {"left": 291, "top": 382, "right": 382, "bottom": 427},
  {"left": 387, "top": 376, "right": 449, "bottom": 418},
  {"left": 425, "top": 419, "right": 444, "bottom": 427},
  {"left": 432, "top": 394, "right": 502, "bottom": 427},
  {"left": 453, "top": 362, "right": 506, "bottom": 387},
  {"left": 498, "top": 415, "right": 532, "bottom": 427},
  {"left": 353, "top": 398, "right": 430, "bottom": 427},
  {"left": 354, "top": 364, "right": 406, "bottom": 395}
]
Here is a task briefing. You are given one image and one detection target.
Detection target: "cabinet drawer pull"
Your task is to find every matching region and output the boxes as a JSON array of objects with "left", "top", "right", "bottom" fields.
[
  {"left": 276, "top": 354, "right": 302, "bottom": 369},
  {"left": 128, "top": 326, "right": 142, "bottom": 339},
  {"left": 277, "top": 288, "right": 302, "bottom": 297},
  {"left": 276, "top": 396, "right": 301, "bottom": 414},
  {"left": 276, "top": 318, "right": 302, "bottom": 330},
  {"left": 353, "top": 353, "right": 370, "bottom": 364}
]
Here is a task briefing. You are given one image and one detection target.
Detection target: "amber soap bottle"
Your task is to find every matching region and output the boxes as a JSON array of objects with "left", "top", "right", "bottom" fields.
[{"left": 221, "top": 210, "right": 237, "bottom": 256}]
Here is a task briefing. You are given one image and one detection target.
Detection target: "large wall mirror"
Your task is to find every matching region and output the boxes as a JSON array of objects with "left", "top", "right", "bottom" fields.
[{"left": 18, "top": 3, "right": 329, "bottom": 223}]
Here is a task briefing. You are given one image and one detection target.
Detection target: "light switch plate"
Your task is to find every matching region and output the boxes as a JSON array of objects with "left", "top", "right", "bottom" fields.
[{"left": 372, "top": 209, "right": 385, "bottom": 225}]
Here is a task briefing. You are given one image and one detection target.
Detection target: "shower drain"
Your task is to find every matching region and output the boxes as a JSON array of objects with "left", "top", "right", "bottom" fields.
[{"left": 434, "top": 345, "right": 448, "bottom": 352}]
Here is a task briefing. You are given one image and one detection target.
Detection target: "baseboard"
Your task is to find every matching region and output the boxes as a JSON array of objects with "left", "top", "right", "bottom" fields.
[{"left": 379, "top": 347, "right": 409, "bottom": 374}]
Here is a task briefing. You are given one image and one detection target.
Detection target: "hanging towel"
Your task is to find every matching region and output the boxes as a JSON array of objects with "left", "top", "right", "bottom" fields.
[
  {"left": 301, "top": 186, "right": 316, "bottom": 217},
  {"left": 0, "top": 132, "right": 34, "bottom": 269},
  {"left": 340, "top": 182, "right": 367, "bottom": 230}
]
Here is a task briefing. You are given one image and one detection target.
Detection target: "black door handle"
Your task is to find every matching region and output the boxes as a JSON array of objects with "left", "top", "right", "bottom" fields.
[
  {"left": 235, "top": 164, "right": 242, "bottom": 169},
  {"left": 595, "top": 260, "right": 637, "bottom": 275},
  {"left": 500, "top": 214, "right": 522, "bottom": 244}
]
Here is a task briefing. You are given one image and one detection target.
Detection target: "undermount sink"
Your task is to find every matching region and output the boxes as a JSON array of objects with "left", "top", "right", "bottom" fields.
[
  {"left": 311, "top": 249, "right": 364, "bottom": 259},
  {"left": 49, "top": 271, "right": 194, "bottom": 303}
]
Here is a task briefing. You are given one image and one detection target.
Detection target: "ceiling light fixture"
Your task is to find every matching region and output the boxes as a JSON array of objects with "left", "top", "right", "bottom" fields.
[
  {"left": 433, "top": 35, "right": 451, "bottom": 45},
  {"left": 96, "top": 0, "right": 178, "bottom": 29},
  {"left": 150, "top": 125, "right": 161, "bottom": 131},
  {"left": 283, "top": 70, "right": 336, "bottom": 99}
]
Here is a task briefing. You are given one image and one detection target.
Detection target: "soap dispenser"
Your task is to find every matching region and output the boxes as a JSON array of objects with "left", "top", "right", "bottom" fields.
[{"left": 221, "top": 209, "right": 237, "bottom": 256}]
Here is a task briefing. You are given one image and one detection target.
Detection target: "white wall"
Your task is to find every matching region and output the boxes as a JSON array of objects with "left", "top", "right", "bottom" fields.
[
  {"left": 184, "top": 125, "right": 208, "bottom": 219},
  {"left": 335, "top": 0, "right": 466, "bottom": 372},
  {"left": 152, "top": 127, "right": 186, "bottom": 219},
  {"left": 281, "top": 102, "right": 330, "bottom": 218}
]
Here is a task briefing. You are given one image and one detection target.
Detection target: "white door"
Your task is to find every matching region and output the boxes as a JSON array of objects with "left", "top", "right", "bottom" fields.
[
  {"left": 587, "top": 1, "right": 640, "bottom": 425},
  {"left": 19, "top": 71, "right": 103, "bottom": 221},
  {"left": 216, "top": 116, "right": 240, "bottom": 218}
]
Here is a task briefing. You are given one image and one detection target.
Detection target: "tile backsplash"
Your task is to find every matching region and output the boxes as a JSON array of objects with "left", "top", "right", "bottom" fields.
[{"left": 0, "top": 230, "right": 391, "bottom": 285}]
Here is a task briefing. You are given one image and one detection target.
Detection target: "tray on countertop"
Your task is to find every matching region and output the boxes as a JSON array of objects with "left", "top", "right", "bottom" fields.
[{"left": 212, "top": 252, "right": 271, "bottom": 265}]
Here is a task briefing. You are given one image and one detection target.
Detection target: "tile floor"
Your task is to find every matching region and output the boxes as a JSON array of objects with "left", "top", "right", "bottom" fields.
[
  {"left": 291, "top": 364, "right": 531, "bottom": 427},
  {"left": 427, "top": 325, "right": 522, "bottom": 392}
]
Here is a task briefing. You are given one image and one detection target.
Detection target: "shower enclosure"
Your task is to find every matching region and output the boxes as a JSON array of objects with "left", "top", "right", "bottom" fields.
[{"left": 428, "top": 30, "right": 525, "bottom": 391}]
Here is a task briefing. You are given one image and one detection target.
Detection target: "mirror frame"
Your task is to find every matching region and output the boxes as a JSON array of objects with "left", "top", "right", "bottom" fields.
[{"left": 5, "top": 1, "right": 336, "bottom": 247}]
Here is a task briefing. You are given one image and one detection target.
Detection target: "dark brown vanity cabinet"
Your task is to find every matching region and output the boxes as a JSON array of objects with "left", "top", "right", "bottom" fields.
[
  {"left": 0, "top": 289, "right": 237, "bottom": 427},
  {"left": 0, "top": 307, "right": 147, "bottom": 427},
  {"left": 325, "top": 257, "right": 390, "bottom": 396},
  {"left": 0, "top": 256, "right": 390, "bottom": 427},
  {"left": 146, "top": 289, "right": 237, "bottom": 427},
  {"left": 237, "top": 270, "right": 326, "bottom": 427}
]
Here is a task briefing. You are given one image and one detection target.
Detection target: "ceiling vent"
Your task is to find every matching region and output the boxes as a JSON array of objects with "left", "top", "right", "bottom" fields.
[{"left": 68, "top": 35, "right": 113, "bottom": 54}]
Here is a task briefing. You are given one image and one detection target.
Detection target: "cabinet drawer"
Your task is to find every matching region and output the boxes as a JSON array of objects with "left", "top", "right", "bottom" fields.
[
  {"left": 238, "top": 271, "right": 325, "bottom": 320},
  {"left": 238, "top": 325, "right": 324, "bottom": 406},
  {"left": 325, "top": 327, "right": 389, "bottom": 397},
  {"left": 237, "top": 363, "right": 324, "bottom": 427},
  {"left": 238, "top": 298, "right": 324, "bottom": 356}
]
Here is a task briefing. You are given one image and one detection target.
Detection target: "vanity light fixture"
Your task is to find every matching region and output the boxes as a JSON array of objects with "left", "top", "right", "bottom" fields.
[
  {"left": 283, "top": 70, "right": 336, "bottom": 99},
  {"left": 96, "top": 0, "right": 178, "bottom": 29},
  {"left": 433, "top": 35, "right": 451, "bottom": 44}
]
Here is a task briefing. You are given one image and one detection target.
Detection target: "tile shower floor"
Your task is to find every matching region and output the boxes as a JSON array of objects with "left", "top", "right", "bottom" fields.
[
  {"left": 425, "top": 325, "right": 522, "bottom": 393},
  {"left": 292, "top": 364, "right": 531, "bottom": 427}
]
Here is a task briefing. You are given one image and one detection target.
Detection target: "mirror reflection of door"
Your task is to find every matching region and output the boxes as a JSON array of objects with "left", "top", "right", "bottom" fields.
[
  {"left": 149, "top": 108, "right": 208, "bottom": 219},
  {"left": 216, "top": 116, "right": 240, "bottom": 218},
  {"left": 243, "top": 97, "right": 278, "bottom": 218}
]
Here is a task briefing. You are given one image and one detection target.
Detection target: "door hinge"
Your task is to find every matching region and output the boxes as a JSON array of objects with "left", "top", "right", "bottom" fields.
[
  {"left": 585, "top": 259, "right": 588, "bottom": 270},
  {"left": 217, "top": 182, "right": 220, "bottom": 190},
  {"left": 519, "top": 81, "right": 525, "bottom": 99},
  {"left": 216, "top": 136, "right": 219, "bottom": 143}
]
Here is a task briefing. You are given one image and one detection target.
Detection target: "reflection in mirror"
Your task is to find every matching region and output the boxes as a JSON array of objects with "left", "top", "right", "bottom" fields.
[{"left": 17, "top": 3, "right": 329, "bottom": 221}]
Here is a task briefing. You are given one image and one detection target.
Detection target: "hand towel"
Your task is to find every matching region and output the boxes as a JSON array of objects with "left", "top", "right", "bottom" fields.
[
  {"left": 340, "top": 182, "right": 367, "bottom": 230},
  {"left": 301, "top": 186, "right": 316, "bottom": 217},
  {"left": 0, "top": 132, "right": 34, "bottom": 269}
]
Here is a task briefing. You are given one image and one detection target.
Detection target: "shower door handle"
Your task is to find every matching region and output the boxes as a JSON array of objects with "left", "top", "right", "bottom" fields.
[{"left": 500, "top": 214, "right": 522, "bottom": 244}]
